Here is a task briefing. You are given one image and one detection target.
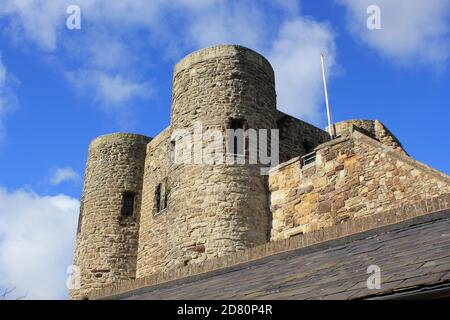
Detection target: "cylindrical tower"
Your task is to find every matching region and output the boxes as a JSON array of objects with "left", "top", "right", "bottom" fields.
[
  {"left": 70, "top": 133, "right": 150, "bottom": 299},
  {"left": 136, "top": 45, "right": 277, "bottom": 276}
]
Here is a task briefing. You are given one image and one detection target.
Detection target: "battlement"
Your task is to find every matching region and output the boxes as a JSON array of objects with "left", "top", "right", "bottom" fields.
[{"left": 70, "top": 45, "right": 450, "bottom": 300}]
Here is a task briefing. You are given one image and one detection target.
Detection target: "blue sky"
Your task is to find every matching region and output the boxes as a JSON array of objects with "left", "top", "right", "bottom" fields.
[{"left": 0, "top": 0, "right": 449, "bottom": 299}]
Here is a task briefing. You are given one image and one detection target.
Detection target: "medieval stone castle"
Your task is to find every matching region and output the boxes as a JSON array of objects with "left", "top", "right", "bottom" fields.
[{"left": 71, "top": 45, "right": 450, "bottom": 299}]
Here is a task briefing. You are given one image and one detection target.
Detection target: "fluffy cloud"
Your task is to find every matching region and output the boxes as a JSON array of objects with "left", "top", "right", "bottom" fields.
[
  {"left": 50, "top": 167, "right": 80, "bottom": 185},
  {"left": 0, "top": 187, "right": 79, "bottom": 299},
  {"left": 0, "top": 53, "right": 18, "bottom": 142},
  {"left": 0, "top": 1, "right": 67, "bottom": 51},
  {"left": 268, "top": 18, "right": 337, "bottom": 122},
  {"left": 0, "top": 0, "right": 338, "bottom": 125},
  {"left": 337, "top": 0, "right": 450, "bottom": 67},
  {"left": 66, "top": 70, "right": 152, "bottom": 108}
]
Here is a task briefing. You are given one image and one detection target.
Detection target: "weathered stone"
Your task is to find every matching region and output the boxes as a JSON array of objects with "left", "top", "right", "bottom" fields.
[
  {"left": 269, "top": 124, "right": 450, "bottom": 240},
  {"left": 71, "top": 45, "right": 450, "bottom": 300},
  {"left": 318, "top": 201, "right": 332, "bottom": 214}
]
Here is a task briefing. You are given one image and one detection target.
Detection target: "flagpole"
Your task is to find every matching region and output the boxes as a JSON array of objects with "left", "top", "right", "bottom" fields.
[{"left": 320, "top": 52, "right": 334, "bottom": 139}]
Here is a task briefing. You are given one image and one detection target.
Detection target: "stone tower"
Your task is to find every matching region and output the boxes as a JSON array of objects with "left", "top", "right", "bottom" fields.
[
  {"left": 71, "top": 45, "right": 332, "bottom": 298},
  {"left": 136, "top": 45, "right": 277, "bottom": 276},
  {"left": 70, "top": 133, "right": 150, "bottom": 299}
]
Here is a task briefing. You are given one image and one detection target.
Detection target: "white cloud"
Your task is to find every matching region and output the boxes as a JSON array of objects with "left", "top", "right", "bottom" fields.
[
  {"left": 0, "top": 187, "right": 79, "bottom": 300},
  {"left": 0, "top": 1, "right": 67, "bottom": 51},
  {"left": 178, "top": 1, "right": 267, "bottom": 51},
  {"left": 0, "top": 0, "right": 159, "bottom": 115},
  {"left": 0, "top": 0, "right": 339, "bottom": 124},
  {"left": 268, "top": 18, "right": 337, "bottom": 122},
  {"left": 66, "top": 70, "right": 152, "bottom": 108},
  {"left": 50, "top": 167, "right": 80, "bottom": 185},
  {"left": 0, "top": 53, "right": 18, "bottom": 142},
  {"left": 337, "top": 0, "right": 450, "bottom": 67}
]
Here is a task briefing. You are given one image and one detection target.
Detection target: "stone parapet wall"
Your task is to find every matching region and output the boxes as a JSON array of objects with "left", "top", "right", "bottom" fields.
[
  {"left": 269, "top": 130, "right": 450, "bottom": 240},
  {"left": 332, "top": 119, "right": 405, "bottom": 153}
]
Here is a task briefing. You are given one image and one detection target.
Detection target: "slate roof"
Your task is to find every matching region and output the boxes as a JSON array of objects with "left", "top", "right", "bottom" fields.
[{"left": 102, "top": 208, "right": 450, "bottom": 300}]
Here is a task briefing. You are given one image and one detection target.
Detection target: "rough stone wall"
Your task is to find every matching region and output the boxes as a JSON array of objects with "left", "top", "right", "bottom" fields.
[
  {"left": 71, "top": 133, "right": 150, "bottom": 299},
  {"left": 136, "top": 45, "right": 276, "bottom": 277},
  {"left": 136, "top": 128, "right": 171, "bottom": 277},
  {"left": 277, "top": 111, "right": 330, "bottom": 163},
  {"left": 269, "top": 130, "right": 450, "bottom": 240},
  {"left": 333, "top": 119, "right": 405, "bottom": 153}
]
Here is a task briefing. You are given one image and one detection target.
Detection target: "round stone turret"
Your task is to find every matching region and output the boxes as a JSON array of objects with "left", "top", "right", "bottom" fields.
[
  {"left": 71, "top": 133, "right": 150, "bottom": 299},
  {"left": 136, "top": 45, "right": 277, "bottom": 276}
]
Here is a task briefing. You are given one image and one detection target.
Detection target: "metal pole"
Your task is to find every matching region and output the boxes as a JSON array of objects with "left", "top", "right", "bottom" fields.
[{"left": 320, "top": 52, "right": 334, "bottom": 139}]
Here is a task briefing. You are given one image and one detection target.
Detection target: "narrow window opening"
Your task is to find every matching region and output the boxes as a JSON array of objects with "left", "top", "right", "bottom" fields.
[
  {"left": 121, "top": 192, "right": 135, "bottom": 217},
  {"left": 228, "top": 118, "right": 247, "bottom": 156},
  {"left": 155, "top": 179, "right": 169, "bottom": 214},
  {"left": 170, "top": 139, "right": 176, "bottom": 164},
  {"left": 155, "top": 184, "right": 161, "bottom": 213}
]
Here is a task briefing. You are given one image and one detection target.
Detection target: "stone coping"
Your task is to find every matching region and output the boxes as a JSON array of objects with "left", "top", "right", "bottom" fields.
[
  {"left": 173, "top": 44, "right": 274, "bottom": 79},
  {"left": 88, "top": 193, "right": 450, "bottom": 300},
  {"left": 146, "top": 127, "right": 170, "bottom": 154},
  {"left": 89, "top": 132, "right": 152, "bottom": 149},
  {"left": 352, "top": 130, "right": 450, "bottom": 184},
  {"left": 269, "top": 127, "right": 450, "bottom": 185}
]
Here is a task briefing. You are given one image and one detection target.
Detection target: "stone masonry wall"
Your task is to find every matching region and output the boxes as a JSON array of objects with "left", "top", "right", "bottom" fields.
[
  {"left": 277, "top": 111, "right": 330, "bottom": 163},
  {"left": 269, "top": 130, "right": 450, "bottom": 240},
  {"left": 333, "top": 119, "right": 405, "bottom": 153},
  {"left": 136, "top": 128, "right": 171, "bottom": 278},
  {"left": 71, "top": 133, "right": 150, "bottom": 299}
]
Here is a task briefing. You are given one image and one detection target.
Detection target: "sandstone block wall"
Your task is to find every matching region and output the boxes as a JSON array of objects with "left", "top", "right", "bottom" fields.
[
  {"left": 269, "top": 130, "right": 450, "bottom": 240},
  {"left": 71, "top": 133, "right": 150, "bottom": 299}
]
